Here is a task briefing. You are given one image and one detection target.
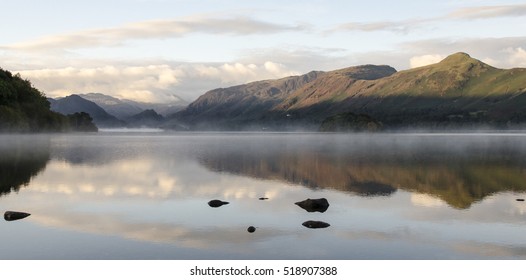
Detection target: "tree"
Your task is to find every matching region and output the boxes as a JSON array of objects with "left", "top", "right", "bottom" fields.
[{"left": 67, "top": 112, "right": 98, "bottom": 132}]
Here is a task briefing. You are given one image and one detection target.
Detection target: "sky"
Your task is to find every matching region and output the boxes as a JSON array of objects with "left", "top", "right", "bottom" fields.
[{"left": 1, "top": 0, "right": 526, "bottom": 103}]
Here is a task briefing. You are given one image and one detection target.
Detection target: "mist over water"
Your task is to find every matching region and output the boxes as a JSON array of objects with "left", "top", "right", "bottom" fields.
[{"left": 1, "top": 132, "right": 526, "bottom": 259}]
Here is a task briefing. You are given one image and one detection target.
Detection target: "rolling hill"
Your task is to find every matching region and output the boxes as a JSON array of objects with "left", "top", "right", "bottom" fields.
[{"left": 169, "top": 53, "right": 526, "bottom": 130}]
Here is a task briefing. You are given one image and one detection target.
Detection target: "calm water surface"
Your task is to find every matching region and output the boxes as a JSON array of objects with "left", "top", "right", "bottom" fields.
[{"left": 1, "top": 132, "right": 526, "bottom": 259}]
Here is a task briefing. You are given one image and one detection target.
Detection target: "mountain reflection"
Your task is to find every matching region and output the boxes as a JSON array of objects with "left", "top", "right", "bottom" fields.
[
  {"left": 2, "top": 133, "right": 526, "bottom": 259},
  {"left": 198, "top": 134, "right": 526, "bottom": 209},
  {"left": 0, "top": 135, "right": 50, "bottom": 196},
  {"left": 2, "top": 133, "right": 526, "bottom": 210}
]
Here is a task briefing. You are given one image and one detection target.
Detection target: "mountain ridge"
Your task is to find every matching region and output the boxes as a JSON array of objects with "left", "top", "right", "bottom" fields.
[{"left": 168, "top": 52, "right": 526, "bottom": 130}]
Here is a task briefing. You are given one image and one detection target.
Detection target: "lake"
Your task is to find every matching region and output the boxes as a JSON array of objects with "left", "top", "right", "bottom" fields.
[{"left": 1, "top": 132, "right": 526, "bottom": 259}]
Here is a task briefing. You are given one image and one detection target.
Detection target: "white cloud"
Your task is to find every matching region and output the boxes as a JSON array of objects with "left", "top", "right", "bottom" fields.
[
  {"left": 2, "top": 16, "right": 307, "bottom": 52},
  {"left": 332, "top": 21, "right": 411, "bottom": 33},
  {"left": 330, "top": 3, "right": 526, "bottom": 34},
  {"left": 505, "top": 47, "right": 526, "bottom": 67},
  {"left": 448, "top": 4, "right": 526, "bottom": 20},
  {"left": 16, "top": 60, "right": 298, "bottom": 103},
  {"left": 400, "top": 36, "right": 526, "bottom": 69},
  {"left": 409, "top": 54, "right": 445, "bottom": 68}
]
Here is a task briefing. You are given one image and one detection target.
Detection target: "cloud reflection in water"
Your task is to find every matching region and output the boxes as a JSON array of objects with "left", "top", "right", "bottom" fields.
[{"left": 1, "top": 133, "right": 526, "bottom": 259}]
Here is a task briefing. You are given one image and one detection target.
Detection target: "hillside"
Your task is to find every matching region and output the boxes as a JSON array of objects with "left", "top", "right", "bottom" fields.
[
  {"left": 125, "top": 109, "right": 165, "bottom": 128},
  {"left": 168, "top": 53, "right": 526, "bottom": 130},
  {"left": 49, "top": 95, "right": 125, "bottom": 128},
  {"left": 0, "top": 68, "right": 73, "bottom": 132},
  {"left": 173, "top": 70, "right": 325, "bottom": 129},
  {"left": 317, "top": 52, "right": 526, "bottom": 127}
]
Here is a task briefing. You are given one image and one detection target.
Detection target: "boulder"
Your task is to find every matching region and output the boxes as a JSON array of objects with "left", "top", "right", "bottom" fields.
[
  {"left": 4, "top": 211, "right": 31, "bottom": 221},
  {"left": 295, "top": 198, "right": 330, "bottom": 213},
  {"left": 302, "top": 220, "right": 330, "bottom": 229},
  {"left": 208, "top": 199, "right": 230, "bottom": 208},
  {"left": 247, "top": 226, "right": 256, "bottom": 233}
]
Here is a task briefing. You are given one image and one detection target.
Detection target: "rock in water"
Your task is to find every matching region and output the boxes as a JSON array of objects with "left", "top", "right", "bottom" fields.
[
  {"left": 247, "top": 226, "right": 256, "bottom": 233},
  {"left": 4, "top": 211, "right": 31, "bottom": 221},
  {"left": 295, "top": 198, "right": 330, "bottom": 213},
  {"left": 208, "top": 199, "right": 230, "bottom": 208},
  {"left": 259, "top": 197, "right": 269, "bottom": 200},
  {"left": 302, "top": 220, "right": 330, "bottom": 229},
  {"left": 517, "top": 198, "right": 525, "bottom": 202}
]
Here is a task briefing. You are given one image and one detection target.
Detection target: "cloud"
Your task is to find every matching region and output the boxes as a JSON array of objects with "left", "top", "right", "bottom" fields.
[
  {"left": 10, "top": 36, "right": 526, "bottom": 104},
  {"left": 400, "top": 36, "right": 526, "bottom": 69},
  {"left": 505, "top": 47, "right": 526, "bottom": 67},
  {"left": 16, "top": 60, "right": 298, "bottom": 102},
  {"left": 239, "top": 46, "right": 354, "bottom": 72},
  {"left": 330, "top": 3, "right": 526, "bottom": 34},
  {"left": 332, "top": 21, "right": 412, "bottom": 33},
  {"left": 448, "top": 4, "right": 526, "bottom": 20},
  {"left": 3, "top": 16, "right": 307, "bottom": 52},
  {"left": 409, "top": 54, "right": 445, "bottom": 68},
  {"left": 329, "top": 19, "right": 426, "bottom": 34}
]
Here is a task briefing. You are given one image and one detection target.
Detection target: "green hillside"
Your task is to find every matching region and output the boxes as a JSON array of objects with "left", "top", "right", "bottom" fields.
[
  {"left": 285, "top": 53, "right": 526, "bottom": 127},
  {"left": 0, "top": 67, "right": 97, "bottom": 132},
  {"left": 169, "top": 52, "right": 526, "bottom": 130}
]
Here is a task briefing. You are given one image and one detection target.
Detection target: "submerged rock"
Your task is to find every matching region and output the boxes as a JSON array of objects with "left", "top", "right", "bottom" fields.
[
  {"left": 247, "top": 226, "right": 256, "bottom": 233},
  {"left": 208, "top": 199, "right": 230, "bottom": 208},
  {"left": 4, "top": 211, "right": 31, "bottom": 221},
  {"left": 295, "top": 198, "right": 330, "bottom": 213},
  {"left": 302, "top": 220, "right": 330, "bottom": 229}
]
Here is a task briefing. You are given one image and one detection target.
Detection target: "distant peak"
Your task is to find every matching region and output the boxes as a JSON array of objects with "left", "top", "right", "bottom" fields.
[
  {"left": 440, "top": 52, "right": 475, "bottom": 64},
  {"left": 448, "top": 52, "right": 471, "bottom": 59}
]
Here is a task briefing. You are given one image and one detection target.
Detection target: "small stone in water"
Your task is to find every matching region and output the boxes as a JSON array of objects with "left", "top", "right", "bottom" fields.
[{"left": 208, "top": 199, "right": 229, "bottom": 207}]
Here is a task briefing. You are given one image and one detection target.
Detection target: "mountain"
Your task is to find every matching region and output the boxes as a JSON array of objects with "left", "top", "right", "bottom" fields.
[
  {"left": 49, "top": 94, "right": 125, "bottom": 128},
  {"left": 0, "top": 68, "right": 73, "bottom": 132},
  {"left": 77, "top": 93, "right": 143, "bottom": 119},
  {"left": 170, "top": 65, "right": 395, "bottom": 129},
  {"left": 125, "top": 109, "right": 165, "bottom": 128},
  {"left": 168, "top": 53, "right": 526, "bottom": 130},
  {"left": 78, "top": 93, "right": 187, "bottom": 119},
  {"left": 171, "top": 70, "right": 327, "bottom": 129},
  {"left": 315, "top": 52, "right": 526, "bottom": 128}
]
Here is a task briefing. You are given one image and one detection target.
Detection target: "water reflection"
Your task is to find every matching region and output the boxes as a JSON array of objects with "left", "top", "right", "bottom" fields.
[
  {"left": 1, "top": 133, "right": 526, "bottom": 259},
  {"left": 0, "top": 135, "right": 50, "bottom": 196},
  {"left": 198, "top": 133, "right": 526, "bottom": 208},
  {"left": 4, "top": 133, "right": 523, "bottom": 209}
]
